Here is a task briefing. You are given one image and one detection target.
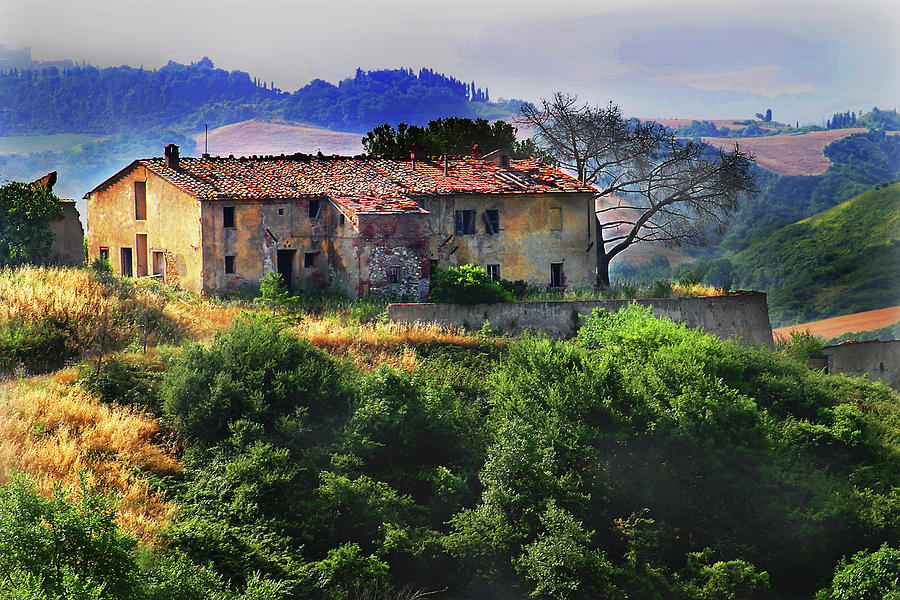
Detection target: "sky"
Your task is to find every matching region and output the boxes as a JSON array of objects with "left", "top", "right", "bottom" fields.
[{"left": 1, "top": 0, "right": 898, "bottom": 124}]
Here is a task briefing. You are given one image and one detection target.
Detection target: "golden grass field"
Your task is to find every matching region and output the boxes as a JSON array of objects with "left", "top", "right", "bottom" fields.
[
  {"left": 774, "top": 305, "right": 900, "bottom": 342},
  {"left": 700, "top": 128, "right": 870, "bottom": 176},
  {"left": 0, "top": 370, "right": 178, "bottom": 541}
]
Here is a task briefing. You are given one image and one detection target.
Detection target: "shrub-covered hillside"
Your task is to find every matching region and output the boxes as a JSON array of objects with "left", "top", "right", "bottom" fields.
[
  {"left": 2, "top": 267, "right": 900, "bottom": 599},
  {"left": 729, "top": 181, "right": 900, "bottom": 326}
]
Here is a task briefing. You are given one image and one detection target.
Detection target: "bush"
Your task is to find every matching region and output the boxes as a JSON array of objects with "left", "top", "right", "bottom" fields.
[
  {"left": 161, "top": 314, "right": 352, "bottom": 448},
  {"left": 429, "top": 265, "right": 512, "bottom": 304},
  {"left": 79, "top": 355, "right": 162, "bottom": 413},
  {"left": 0, "top": 318, "right": 73, "bottom": 373}
]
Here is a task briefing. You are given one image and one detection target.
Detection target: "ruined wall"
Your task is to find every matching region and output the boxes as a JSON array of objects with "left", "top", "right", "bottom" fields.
[
  {"left": 388, "top": 293, "right": 775, "bottom": 348},
  {"left": 47, "top": 200, "right": 84, "bottom": 265},
  {"left": 421, "top": 192, "right": 597, "bottom": 289},
  {"left": 87, "top": 166, "right": 203, "bottom": 292},
  {"left": 352, "top": 212, "right": 430, "bottom": 300},
  {"left": 823, "top": 340, "right": 900, "bottom": 390},
  {"left": 200, "top": 197, "right": 332, "bottom": 294}
]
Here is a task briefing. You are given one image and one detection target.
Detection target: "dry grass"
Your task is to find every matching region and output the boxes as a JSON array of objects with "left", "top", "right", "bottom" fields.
[
  {"left": 701, "top": 128, "right": 869, "bottom": 176},
  {"left": 292, "top": 317, "right": 488, "bottom": 371},
  {"left": 0, "top": 374, "right": 179, "bottom": 542},
  {"left": 0, "top": 266, "right": 186, "bottom": 354}
]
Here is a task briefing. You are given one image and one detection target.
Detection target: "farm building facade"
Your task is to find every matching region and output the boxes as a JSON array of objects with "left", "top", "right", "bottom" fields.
[{"left": 85, "top": 144, "right": 598, "bottom": 298}]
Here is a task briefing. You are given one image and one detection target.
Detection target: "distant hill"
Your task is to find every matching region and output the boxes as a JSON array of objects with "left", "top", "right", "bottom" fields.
[
  {"left": 730, "top": 182, "right": 900, "bottom": 326},
  {"left": 701, "top": 128, "right": 872, "bottom": 176},
  {"left": 194, "top": 119, "right": 364, "bottom": 157},
  {"left": 773, "top": 305, "right": 900, "bottom": 342}
]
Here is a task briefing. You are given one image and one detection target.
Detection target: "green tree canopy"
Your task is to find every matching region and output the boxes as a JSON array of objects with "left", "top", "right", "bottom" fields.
[
  {"left": 0, "top": 178, "right": 63, "bottom": 266},
  {"left": 361, "top": 117, "right": 517, "bottom": 158}
]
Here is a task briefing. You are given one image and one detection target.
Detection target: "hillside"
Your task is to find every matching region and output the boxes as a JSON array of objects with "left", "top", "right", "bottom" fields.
[
  {"left": 3, "top": 266, "right": 900, "bottom": 599},
  {"left": 193, "top": 119, "right": 364, "bottom": 157},
  {"left": 731, "top": 182, "right": 900, "bottom": 326},
  {"left": 701, "top": 128, "right": 870, "bottom": 176},
  {"left": 773, "top": 305, "right": 900, "bottom": 341}
]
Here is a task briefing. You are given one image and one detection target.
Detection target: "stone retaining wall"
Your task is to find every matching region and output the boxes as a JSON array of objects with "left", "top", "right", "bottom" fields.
[{"left": 388, "top": 293, "right": 775, "bottom": 349}]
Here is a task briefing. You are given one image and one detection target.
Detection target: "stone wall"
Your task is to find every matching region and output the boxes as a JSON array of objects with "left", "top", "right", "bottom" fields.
[
  {"left": 388, "top": 292, "right": 775, "bottom": 349},
  {"left": 823, "top": 340, "right": 900, "bottom": 390},
  {"left": 47, "top": 200, "right": 84, "bottom": 265}
]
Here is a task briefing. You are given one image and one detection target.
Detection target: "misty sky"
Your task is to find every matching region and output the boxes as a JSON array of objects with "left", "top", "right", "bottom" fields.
[{"left": 1, "top": 0, "right": 898, "bottom": 123}]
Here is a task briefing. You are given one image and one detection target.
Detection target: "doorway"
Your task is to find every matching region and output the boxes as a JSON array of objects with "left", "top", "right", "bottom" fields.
[
  {"left": 277, "top": 249, "right": 296, "bottom": 288},
  {"left": 120, "top": 248, "right": 133, "bottom": 277}
]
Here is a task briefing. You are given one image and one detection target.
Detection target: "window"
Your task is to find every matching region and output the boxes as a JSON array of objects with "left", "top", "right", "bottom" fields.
[
  {"left": 134, "top": 182, "right": 146, "bottom": 220},
  {"left": 278, "top": 207, "right": 285, "bottom": 216},
  {"left": 501, "top": 154, "right": 510, "bottom": 168},
  {"left": 455, "top": 210, "right": 475, "bottom": 235},
  {"left": 304, "top": 252, "right": 318, "bottom": 268},
  {"left": 99, "top": 247, "right": 109, "bottom": 261},
  {"left": 309, "top": 199, "right": 322, "bottom": 220},
  {"left": 486, "top": 264, "right": 500, "bottom": 281},
  {"left": 549, "top": 207, "right": 563, "bottom": 230},
  {"left": 339, "top": 213, "right": 345, "bottom": 226},
  {"left": 484, "top": 209, "right": 500, "bottom": 234},
  {"left": 223, "top": 206, "right": 235, "bottom": 228},
  {"left": 550, "top": 262, "right": 564, "bottom": 288},
  {"left": 224, "top": 255, "right": 235, "bottom": 274},
  {"left": 388, "top": 266, "right": 401, "bottom": 284}
]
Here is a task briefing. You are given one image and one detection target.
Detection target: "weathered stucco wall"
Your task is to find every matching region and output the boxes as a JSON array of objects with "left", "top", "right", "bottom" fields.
[
  {"left": 200, "top": 197, "right": 333, "bottom": 294},
  {"left": 823, "top": 340, "right": 900, "bottom": 390},
  {"left": 47, "top": 201, "right": 84, "bottom": 265},
  {"left": 388, "top": 293, "right": 775, "bottom": 348},
  {"left": 87, "top": 166, "right": 204, "bottom": 293},
  {"left": 422, "top": 192, "right": 596, "bottom": 290}
]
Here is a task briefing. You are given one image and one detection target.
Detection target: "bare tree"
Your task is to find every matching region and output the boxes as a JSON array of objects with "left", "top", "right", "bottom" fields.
[{"left": 520, "top": 93, "right": 756, "bottom": 286}]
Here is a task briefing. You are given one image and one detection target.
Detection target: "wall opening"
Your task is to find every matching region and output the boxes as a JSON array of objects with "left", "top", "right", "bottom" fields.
[
  {"left": 303, "top": 251, "right": 318, "bottom": 269},
  {"left": 134, "top": 182, "right": 146, "bottom": 220},
  {"left": 99, "top": 247, "right": 109, "bottom": 261},
  {"left": 487, "top": 264, "right": 501, "bottom": 281},
  {"left": 484, "top": 209, "right": 500, "bottom": 234},
  {"left": 152, "top": 251, "right": 165, "bottom": 278},
  {"left": 455, "top": 210, "right": 475, "bottom": 235},
  {"left": 120, "top": 248, "right": 133, "bottom": 278},
  {"left": 550, "top": 262, "right": 564, "bottom": 288},
  {"left": 278, "top": 249, "right": 296, "bottom": 288},
  {"left": 224, "top": 255, "right": 235, "bottom": 274},
  {"left": 135, "top": 234, "right": 148, "bottom": 277},
  {"left": 309, "top": 199, "right": 322, "bottom": 220},
  {"left": 223, "top": 206, "right": 235, "bottom": 228}
]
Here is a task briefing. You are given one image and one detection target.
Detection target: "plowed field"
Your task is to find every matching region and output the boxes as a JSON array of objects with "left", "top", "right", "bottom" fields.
[{"left": 773, "top": 305, "right": 900, "bottom": 341}]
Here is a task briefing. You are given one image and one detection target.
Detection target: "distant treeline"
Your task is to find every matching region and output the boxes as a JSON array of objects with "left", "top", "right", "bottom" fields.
[
  {"left": 0, "top": 58, "right": 521, "bottom": 135},
  {"left": 669, "top": 107, "right": 900, "bottom": 140}
]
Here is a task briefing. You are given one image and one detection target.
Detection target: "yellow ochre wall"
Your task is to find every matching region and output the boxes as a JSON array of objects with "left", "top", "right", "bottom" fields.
[
  {"left": 86, "top": 166, "right": 204, "bottom": 293},
  {"left": 422, "top": 192, "right": 597, "bottom": 289}
]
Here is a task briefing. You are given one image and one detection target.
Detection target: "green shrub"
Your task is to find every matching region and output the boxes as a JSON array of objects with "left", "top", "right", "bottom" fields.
[
  {"left": 778, "top": 331, "right": 825, "bottom": 362},
  {"left": 429, "top": 265, "right": 512, "bottom": 304},
  {"left": 79, "top": 356, "right": 162, "bottom": 413},
  {"left": 161, "top": 315, "right": 352, "bottom": 448},
  {"left": 0, "top": 318, "right": 73, "bottom": 373}
]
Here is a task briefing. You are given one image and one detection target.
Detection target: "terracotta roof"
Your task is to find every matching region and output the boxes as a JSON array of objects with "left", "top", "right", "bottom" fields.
[{"left": 88, "top": 153, "right": 594, "bottom": 216}]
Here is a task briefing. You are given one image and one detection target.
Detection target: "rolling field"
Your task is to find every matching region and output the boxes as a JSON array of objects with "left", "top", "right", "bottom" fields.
[
  {"left": 773, "top": 305, "right": 900, "bottom": 341},
  {"left": 700, "top": 128, "right": 869, "bottom": 175},
  {"left": 193, "top": 119, "right": 364, "bottom": 157}
]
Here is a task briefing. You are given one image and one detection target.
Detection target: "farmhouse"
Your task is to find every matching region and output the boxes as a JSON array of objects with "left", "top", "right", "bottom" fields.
[{"left": 85, "top": 144, "right": 597, "bottom": 298}]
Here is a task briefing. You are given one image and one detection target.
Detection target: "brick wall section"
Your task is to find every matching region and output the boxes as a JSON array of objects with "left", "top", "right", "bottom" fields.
[
  {"left": 388, "top": 293, "right": 775, "bottom": 349},
  {"left": 823, "top": 340, "right": 900, "bottom": 390}
]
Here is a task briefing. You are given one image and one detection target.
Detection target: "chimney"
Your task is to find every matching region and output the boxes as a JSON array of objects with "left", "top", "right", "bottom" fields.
[
  {"left": 410, "top": 143, "right": 426, "bottom": 169},
  {"left": 483, "top": 148, "right": 511, "bottom": 167},
  {"left": 443, "top": 154, "right": 449, "bottom": 176},
  {"left": 164, "top": 144, "right": 180, "bottom": 169}
]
